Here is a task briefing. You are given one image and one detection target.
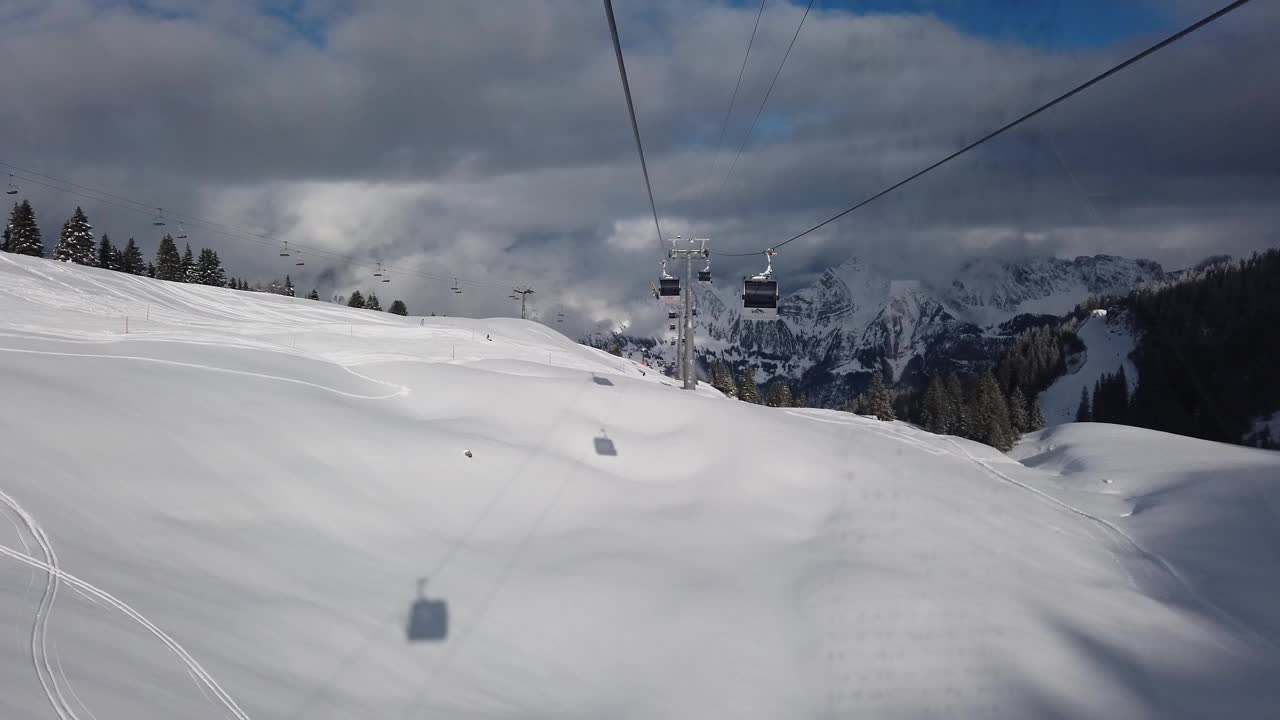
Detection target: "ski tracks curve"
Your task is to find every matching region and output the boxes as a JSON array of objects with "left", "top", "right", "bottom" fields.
[
  {"left": 0, "top": 488, "right": 252, "bottom": 720},
  {"left": 0, "top": 486, "right": 90, "bottom": 720}
]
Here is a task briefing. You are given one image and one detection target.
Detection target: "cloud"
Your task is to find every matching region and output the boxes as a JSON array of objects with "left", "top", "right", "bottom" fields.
[{"left": 0, "top": 0, "right": 1275, "bottom": 337}]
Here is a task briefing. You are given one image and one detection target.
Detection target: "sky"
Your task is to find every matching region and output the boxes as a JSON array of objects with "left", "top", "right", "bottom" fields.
[{"left": 0, "top": 0, "right": 1276, "bottom": 336}]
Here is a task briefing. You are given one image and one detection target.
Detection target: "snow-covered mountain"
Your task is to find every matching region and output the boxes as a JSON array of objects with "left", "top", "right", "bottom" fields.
[
  {"left": 2, "top": 252, "right": 1279, "bottom": 719},
  {"left": 606, "top": 254, "right": 1169, "bottom": 405}
]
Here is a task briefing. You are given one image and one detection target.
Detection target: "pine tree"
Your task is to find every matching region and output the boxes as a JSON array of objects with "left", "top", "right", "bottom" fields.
[
  {"left": 920, "top": 377, "right": 949, "bottom": 434},
  {"left": 388, "top": 299, "right": 408, "bottom": 315},
  {"left": 863, "top": 372, "right": 895, "bottom": 421},
  {"left": 1075, "top": 386, "right": 1092, "bottom": 422},
  {"left": 181, "top": 243, "right": 197, "bottom": 283},
  {"left": 739, "top": 367, "right": 762, "bottom": 404},
  {"left": 146, "top": 261, "right": 156, "bottom": 278},
  {"left": 6, "top": 200, "right": 44, "bottom": 257},
  {"left": 307, "top": 288, "right": 321, "bottom": 301},
  {"left": 974, "top": 372, "right": 1012, "bottom": 448},
  {"left": 195, "top": 248, "right": 225, "bottom": 286},
  {"left": 154, "top": 235, "right": 182, "bottom": 280},
  {"left": 1028, "top": 395, "right": 1045, "bottom": 431},
  {"left": 96, "top": 234, "right": 118, "bottom": 270},
  {"left": 944, "top": 374, "right": 968, "bottom": 437},
  {"left": 366, "top": 292, "right": 381, "bottom": 311},
  {"left": 792, "top": 393, "right": 807, "bottom": 408},
  {"left": 284, "top": 275, "right": 295, "bottom": 298},
  {"left": 347, "top": 290, "right": 366, "bottom": 308},
  {"left": 52, "top": 207, "right": 94, "bottom": 264},
  {"left": 1007, "top": 386, "right": 1029, "bottom": 434},
  {"left": 118, "top": 238, "right": 145, "bottom": 275},
  {"left": 709, "top": 362, "right": 732, "bottom": 397},
  {"left": 765, "top": 381, "right": 793, "bottom": 408}
]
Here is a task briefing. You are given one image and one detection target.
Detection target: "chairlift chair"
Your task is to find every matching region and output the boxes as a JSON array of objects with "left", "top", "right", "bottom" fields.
[
  {"left": 279, "top": 241, "right": 290, "bottom": 257},
  {"left": 742, "top": 249, "right": 779, "bottom": 319},
  {"left": 153, "top": 208, "right": 167, "bottom": 227},
  {"left": 295, "top": 250, "right": 305, "bottom": 267},
  {"left": 5, "top": 174, "right": 18, "bottom": 195},
  {"left": 176, "top": 222, "right": 188, "bottom": 239}
]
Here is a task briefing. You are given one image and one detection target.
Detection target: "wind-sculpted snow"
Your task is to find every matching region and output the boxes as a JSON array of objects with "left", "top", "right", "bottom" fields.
[{"left": 1, "top": 253, "right": 1277, "bottom": 718}]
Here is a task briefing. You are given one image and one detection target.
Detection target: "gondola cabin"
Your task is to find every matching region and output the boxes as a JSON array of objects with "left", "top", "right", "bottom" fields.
[
  {"left": 658, "top": 277, "right": 681, "bottom": 306},
  {"left": 742, "top": 276, "right": 779, "bottom": 319}
]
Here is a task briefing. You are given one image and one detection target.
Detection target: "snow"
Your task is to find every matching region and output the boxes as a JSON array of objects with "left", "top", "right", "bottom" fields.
[
  {"left": 2, "top": 252, "right": 1279, "bottom": 719},
  {"left": 1039, "top": 312, "right": 1138, "bottom": 425}
]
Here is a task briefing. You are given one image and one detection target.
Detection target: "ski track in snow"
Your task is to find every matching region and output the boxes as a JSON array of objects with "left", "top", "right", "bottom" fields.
[
  {"left": 0, "top": 347, "right": 408, "bottom": 401},
  {"left": 0, "top": 542, "right": 253, "bottom": 720},
  {"left": 0, "top": 487, "right": 88, "bottom": 720},
  {"left": 0, "top": 488, "right": 252, "bottom": 720},
  {"left": 939, "top": 436, "right": 1280, "bottom": 655}
]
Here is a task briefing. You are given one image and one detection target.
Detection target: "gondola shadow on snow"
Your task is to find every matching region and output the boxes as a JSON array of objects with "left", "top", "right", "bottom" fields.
[
  {"left": 591, "top": 375, "right": 614, "bottom": 386},
  {"left": 593, "top": 429, "right": 618, "bottom": 456},
  {"left": 406, "top": 578, "right": 449, "bottom": 642}
]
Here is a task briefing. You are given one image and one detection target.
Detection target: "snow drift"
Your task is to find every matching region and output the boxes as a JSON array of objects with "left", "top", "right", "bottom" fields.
[{"left": 1, "top": 252, "right": 1278, "bottom": 719}]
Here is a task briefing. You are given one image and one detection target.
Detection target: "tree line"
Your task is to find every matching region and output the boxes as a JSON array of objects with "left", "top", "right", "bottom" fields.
[
  {"left": 3, "top": 198, "right": 410, "bottom": 315},
  {"left": 1071, "top": 249, "right": 1280, "bottom": 448},
  {"left": 708, "top": 361, "right": 808, "bottom": 407}
]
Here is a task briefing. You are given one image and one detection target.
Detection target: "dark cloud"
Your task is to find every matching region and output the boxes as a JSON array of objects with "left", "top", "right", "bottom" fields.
[{"left": 0, "top": 0, "right": 1275, "bottom": 336}]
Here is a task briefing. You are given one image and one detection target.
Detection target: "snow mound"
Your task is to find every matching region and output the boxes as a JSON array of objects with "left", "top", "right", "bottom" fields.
[{"left": 1, "top": 252, "right": 1278, "bottom": 719}]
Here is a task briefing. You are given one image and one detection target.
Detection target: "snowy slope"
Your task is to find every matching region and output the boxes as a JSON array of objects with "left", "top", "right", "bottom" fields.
[
  {"left": 1040, "top": 309, "right": 1139, "bottom": 425},
  {"left": 2, "top": 252, "right": 1279, "bottom": 719}
]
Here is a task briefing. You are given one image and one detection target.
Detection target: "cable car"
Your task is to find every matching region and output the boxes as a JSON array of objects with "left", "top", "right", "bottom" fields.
[
  {"left": 5, "top": 174, "right": 18, "bottom": 195},
  {"left": 742, "top": 249, "right": 779, "bottom": 319},
  {"left": 698, "top": 256, "right": 712, "bottom": 283},
  {"left": 658, "top": 261, "right": 680, "bottom": 305}
]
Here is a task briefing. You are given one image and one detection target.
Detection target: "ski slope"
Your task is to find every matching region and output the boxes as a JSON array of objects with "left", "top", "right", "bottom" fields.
[
  {"left": 1040, "top": 310, "right": 1139, "bottom": 425},
  {"left": 1, "top": 252, "right": 1278, "bottom": 719}
]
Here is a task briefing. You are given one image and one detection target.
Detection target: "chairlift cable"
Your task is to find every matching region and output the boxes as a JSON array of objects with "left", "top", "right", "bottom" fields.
[
  {"left": 713, "top": 0, "right": 1257, "bottom": 257},
  {"left": 603, "top": 0, "right": 666, "bottom": 251},
  {"left": 716, "top": 0, "right": 815, "bottom": 199},
  {"left": 709, "top": 0, "right": 768, "bottom": 175}
]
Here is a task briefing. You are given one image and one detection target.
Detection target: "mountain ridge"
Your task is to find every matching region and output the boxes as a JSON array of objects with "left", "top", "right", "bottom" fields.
[{"left": 595, "top": 253, "right": 1177, "bottom": 405}]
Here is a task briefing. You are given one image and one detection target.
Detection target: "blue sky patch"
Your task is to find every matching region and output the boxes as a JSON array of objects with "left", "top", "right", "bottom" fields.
[{"left": 724, "top": 0, "right": 1177, "bottom": 51}]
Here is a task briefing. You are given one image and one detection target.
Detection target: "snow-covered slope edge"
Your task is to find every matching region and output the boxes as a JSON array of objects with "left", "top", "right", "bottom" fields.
[
  {"left": 1040, "top": 309, "right": 1138, "bottom": 425},
  {"left": 1, "top": 252, "right": 1278, "bottom": 719}
]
